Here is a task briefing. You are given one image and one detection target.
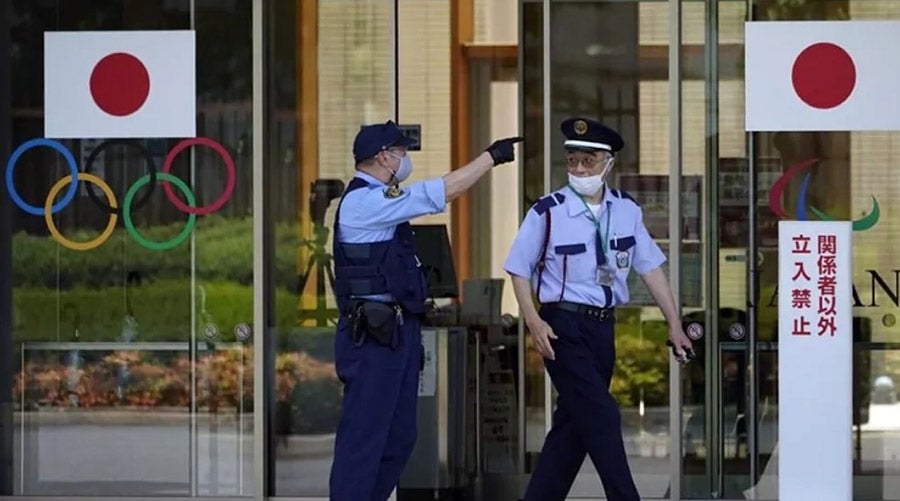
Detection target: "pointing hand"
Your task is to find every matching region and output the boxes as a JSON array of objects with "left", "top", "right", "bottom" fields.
[{"left": 485, "top": 136, "right": 524, "bottom": 166}]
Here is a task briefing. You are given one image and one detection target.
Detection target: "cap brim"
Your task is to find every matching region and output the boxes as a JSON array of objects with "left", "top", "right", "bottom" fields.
[
  {"left": 565, "top": 145, "right": 607, "bottom": 153},
  {"left": 392, "top": 135, "right": 416, "bottom": 148}
]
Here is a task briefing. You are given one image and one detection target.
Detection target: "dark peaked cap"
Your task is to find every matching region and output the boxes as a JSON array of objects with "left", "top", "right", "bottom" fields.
[{"left": 560, "top": 117, "right": 624, "bottom": 153}]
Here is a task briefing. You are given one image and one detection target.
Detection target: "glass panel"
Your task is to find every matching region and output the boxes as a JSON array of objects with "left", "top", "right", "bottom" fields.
[
  {"left": 475, "top": 0, "right": 518, "bottom": 44},
  {"left": 4, "top": 0, "right": 254, "bottom": 496},
  {"left": 678, "top": 0, "right": 754, "bottom": 498},
  {"left": 266, "top": 0, "right": 386, "bottom": 495},
  {"left": 521, "top": 0, "right": 547, "bottom": 476},
  {"left": 546, "top": 1, "right": 671, "bottom": 498},
  {"left": 745, "top": 1, "right": 900, "bottom": 499}
]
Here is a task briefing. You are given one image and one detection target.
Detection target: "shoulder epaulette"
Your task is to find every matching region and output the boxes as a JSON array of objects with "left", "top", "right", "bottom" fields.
[
  {"left": 532, "top": 192, "right": 566, "bottom": 215},
  {"left": 610, "top": 188, "right": 639, "bottom": 207}
]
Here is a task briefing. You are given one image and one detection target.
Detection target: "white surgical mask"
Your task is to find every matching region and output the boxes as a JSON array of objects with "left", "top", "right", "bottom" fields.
[
  {"left": 568, "top": 174, "right": 604, "bottom": 196},
  {"left": 567, "top": 157, "right": 613, "bottom": 196},
  {"left": 385, "top": 151, "right": 413, "bottom": 183}
]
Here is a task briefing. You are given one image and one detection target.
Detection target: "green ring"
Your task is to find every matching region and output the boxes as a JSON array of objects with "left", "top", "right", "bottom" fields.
[{"left": 123, "top": 173, "right": 196, "bottom": 251}]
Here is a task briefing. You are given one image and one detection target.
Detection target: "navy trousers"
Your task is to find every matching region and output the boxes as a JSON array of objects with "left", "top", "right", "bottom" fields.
[
  {"left": 329, "top": 313, "right": 422, "bottom": 501},
  {"left": 522, "top": 306, "right": 640, "bottom": 501}
]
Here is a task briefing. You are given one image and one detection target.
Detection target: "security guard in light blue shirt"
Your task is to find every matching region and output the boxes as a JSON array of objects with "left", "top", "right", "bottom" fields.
[
  {"left": 329, "top": 120, "right": 522, "bottom": 501},
  {"left": 506, "top": 117, "right": 694, "bottom": 501}
]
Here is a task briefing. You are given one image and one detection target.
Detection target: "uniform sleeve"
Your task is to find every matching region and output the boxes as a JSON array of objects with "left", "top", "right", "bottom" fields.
[
  {"left": 339, "top": 177, "right": 447, "bottom": 230},
  {"left": 631, "top": 204, "right": 666, "bottom": 275},
  {"left": 504, "top": 205, "right": 548, "bottom": 279}
]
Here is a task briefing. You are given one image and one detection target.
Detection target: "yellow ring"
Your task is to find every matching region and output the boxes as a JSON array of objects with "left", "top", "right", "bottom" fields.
[{"left": 44, "top": 173, "right": 118, "bottom": 251}]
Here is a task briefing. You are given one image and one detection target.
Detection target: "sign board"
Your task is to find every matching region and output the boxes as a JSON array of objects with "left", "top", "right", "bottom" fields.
[
  {"left": 778, "top": 220, "right": 852, "bottom": 501},
  {"left": 397, "top": 124, "right": 421, "bottom": 151}
]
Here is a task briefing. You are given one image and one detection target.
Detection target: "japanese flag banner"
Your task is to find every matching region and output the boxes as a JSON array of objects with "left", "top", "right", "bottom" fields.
[
  {"left": 745, "top": 21, "right": 900, "bottom": 131},
  {"left": 44, "top": 30, "right": 196, "bottom": 139}
]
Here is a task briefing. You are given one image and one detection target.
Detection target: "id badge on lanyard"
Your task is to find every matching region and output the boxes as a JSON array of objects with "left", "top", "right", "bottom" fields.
[{"left": 596, "top": 264, "right": 616, "bottom": 287}]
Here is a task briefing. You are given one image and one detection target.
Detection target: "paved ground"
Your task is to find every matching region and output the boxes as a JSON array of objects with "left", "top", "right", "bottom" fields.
[{"left": 11, "top": 403, "right": 900, "bottom": 498}]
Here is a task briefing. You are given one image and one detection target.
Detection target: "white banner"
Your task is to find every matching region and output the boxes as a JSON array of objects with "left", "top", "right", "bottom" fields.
[
  {"left": 44, "top": 30, "right": 196, "bottom": 139},
  {"left": 745, "top": 21, "right": 900, "bottom": 131},
  {"left": 778, "top": 221, "right": 852, "bottom": 500}
]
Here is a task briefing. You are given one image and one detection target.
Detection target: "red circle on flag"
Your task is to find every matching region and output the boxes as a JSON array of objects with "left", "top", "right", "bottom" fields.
[
  {"left": 791, "top": 42, "right": 856, "bottom": 110},
  {"left": 89, "top": 52, "right": 151, "bottom": 117}
]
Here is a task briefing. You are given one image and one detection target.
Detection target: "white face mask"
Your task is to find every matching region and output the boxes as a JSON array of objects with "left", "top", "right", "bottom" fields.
[
  {"left": 567, "top": 157, "right": 613, "bottom": 196},
  {"left": 385, "top": 151, "right": 413, "bottom": 183},
  {"left": 568, "top": 173, "right": 604, "bottom": 196}
]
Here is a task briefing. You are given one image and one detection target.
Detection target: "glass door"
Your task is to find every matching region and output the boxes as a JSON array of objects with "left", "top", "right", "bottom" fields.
[
  {"left": 4, "top": 1, "right": 255, "bottom": 497},
  {"left": 544, "top": 1, "right": 683, "bottom": 498},
  {"left": 686, "top": 1, "right": 900, "bottom": 499}
]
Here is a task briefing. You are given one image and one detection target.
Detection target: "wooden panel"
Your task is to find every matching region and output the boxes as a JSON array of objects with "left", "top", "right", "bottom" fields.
[
  {"left": 463, "top": 43, "right": 517, "bottom": 61},
  {"left": 450, "top": 0, "right": 474, "bottom": 291},
  {"left": 297, "top": 0, "right": 319, "bottom": 320}
]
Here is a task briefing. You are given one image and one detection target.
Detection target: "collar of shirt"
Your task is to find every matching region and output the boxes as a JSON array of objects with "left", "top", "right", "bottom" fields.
[
  {"left": 565, "top": 185, "right": 614, "bottom": 218},
  {"left": 354, "top": 170, "right": 386, "bottom": 187}
]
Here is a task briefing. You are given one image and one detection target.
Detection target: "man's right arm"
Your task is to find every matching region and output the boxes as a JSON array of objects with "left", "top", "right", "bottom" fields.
[
  {"left": 443, "top": 137, "right": 523, "bottom": 202},
  {"left": 504, "top": 206, "right": 557, "bottom": 359},
  {"left": 442, "top": 152, "right": 494, "bottom": 202}
]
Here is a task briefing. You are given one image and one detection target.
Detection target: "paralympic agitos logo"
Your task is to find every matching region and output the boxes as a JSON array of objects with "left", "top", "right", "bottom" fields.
[
  {"left": 768, "top": 158, "right": 880, "bottom": 231},
  {"left": 4, "top": 137, "right": 236, "bottom": 251}
]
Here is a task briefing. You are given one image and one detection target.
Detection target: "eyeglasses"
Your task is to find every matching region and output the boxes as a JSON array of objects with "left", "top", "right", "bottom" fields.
[
  {"left": 384, "top": 147, "right": 407, "bottom": 158},
  {"left": 566, "top": 155, "right": 606, "bottom": 168}
]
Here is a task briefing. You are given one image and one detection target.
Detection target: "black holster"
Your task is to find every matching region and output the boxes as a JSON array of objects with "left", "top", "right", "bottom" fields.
[{"left": 349, "top": 300, "right": 402, "bottom": 348}]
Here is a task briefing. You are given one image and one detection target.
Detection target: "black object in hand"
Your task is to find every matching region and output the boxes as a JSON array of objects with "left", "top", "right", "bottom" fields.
[
  {"left": 485, "top": 136, "right": 524, "bottom": 166},
  {"left": 666, "top": 339, "right": 696, "bottom": 364}
]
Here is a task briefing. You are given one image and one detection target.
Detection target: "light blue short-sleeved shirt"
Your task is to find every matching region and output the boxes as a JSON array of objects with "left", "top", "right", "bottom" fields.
[
  {"left": 504, "top": 185, "right": 665, "bottom": 307},
  {"left": 336, "top": 171, "right": 447, "bottom": 244}
]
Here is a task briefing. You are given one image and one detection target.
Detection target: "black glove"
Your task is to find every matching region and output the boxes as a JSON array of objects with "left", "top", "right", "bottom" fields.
[{"left": 485, "top": 136, "right": 524, "bottom": 166}]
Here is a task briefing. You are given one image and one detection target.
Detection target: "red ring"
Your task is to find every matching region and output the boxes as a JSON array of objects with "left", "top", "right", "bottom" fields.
[{"left": 161, "top": 137, "right": 236, "bottom": 215}]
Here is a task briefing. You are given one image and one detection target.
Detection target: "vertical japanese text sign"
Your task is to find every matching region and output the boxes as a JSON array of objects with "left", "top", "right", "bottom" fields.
[{"left": 778, "top": 221, "right": 852, "bottom": 500}]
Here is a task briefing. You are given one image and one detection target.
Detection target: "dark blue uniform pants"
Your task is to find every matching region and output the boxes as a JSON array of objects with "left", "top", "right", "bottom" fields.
[
  {"left": 329, "top": 314, "right": 422, "bottom": 501},
  {"left": 522, "top": 306, "right": 640, "bottom": 501}
]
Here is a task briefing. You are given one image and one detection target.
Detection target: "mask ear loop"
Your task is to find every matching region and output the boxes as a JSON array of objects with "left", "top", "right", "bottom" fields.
[
  {"left": 380, "top": 148, "right": 401, "bottom": 184},
  {"left": 599, "top": 155, "right": 614, "bottom": 183}
]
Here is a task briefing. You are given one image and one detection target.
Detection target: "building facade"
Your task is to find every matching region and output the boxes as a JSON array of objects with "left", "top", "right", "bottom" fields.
[{"left": 0, "top": 0, "right": 898, "bottom": 500}]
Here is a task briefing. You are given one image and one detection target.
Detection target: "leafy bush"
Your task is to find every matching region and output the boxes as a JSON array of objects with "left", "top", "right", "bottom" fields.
[
  {"left": 11, "top": 215, "right": 310, "bottom": 290},
  {"left": 610, "top": 334, "right": 669, "bottom": 407},
  {"left": 16, "top": 346, "right": 340, "bottom": 426}
]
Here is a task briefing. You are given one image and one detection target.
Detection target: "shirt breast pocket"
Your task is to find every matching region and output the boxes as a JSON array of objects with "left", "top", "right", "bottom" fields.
[
  {"left": 610, "top": 236, "right": 636, "bottom": 271},
  {"left": 551, "top": 243, "right": 593, "bottom": 283}
]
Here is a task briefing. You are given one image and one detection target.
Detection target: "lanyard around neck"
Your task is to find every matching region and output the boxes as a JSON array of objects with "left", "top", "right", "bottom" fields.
[{"left": 569, "top": 186, "right": 611, "bottom": 255}]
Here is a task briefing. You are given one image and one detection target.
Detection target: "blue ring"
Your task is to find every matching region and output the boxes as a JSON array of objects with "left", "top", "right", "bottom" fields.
[{"left": 4, "top": 138, "right": 79, "bottom": 216}]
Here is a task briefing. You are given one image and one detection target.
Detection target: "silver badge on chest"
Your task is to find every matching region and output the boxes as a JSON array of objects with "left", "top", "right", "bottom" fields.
[{"left": 616, "top": 250, "right": 630, "bottom": 269}]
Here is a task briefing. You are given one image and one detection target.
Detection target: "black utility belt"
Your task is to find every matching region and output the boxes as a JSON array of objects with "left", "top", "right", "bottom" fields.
[
  {"left": 348, "top": 300, "right": 404, "bottom": 347},
  {"left": 543, "top": 301, "right": 614, "bottom": 322}
]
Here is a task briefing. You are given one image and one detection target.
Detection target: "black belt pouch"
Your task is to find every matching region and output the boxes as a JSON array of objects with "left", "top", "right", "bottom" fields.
[{"left": 360, "top": 301, "right": 398, "bottom": 346}]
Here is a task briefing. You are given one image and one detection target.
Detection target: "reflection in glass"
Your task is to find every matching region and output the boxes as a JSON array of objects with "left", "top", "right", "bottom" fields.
[
  {"left": 521, "top": 0, "right": 547, "bottom": 475},
  {"left": 5, "top": 0, "right": 254, "bottom": 496},
  {"left": 266, "top": 0, "right": 392, "bottom": 496}
]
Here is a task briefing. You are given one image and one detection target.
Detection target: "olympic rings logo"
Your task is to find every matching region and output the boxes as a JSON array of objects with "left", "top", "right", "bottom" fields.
[
  {"left": 768, "top": 157, "right": 880, "bottom": 232},
  {"left": 4, "top": 137, "right": 236, "bottom": 251}
]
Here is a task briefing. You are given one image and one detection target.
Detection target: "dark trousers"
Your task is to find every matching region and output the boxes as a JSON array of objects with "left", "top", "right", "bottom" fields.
[
  {"left": 522, "top": 306, "right": 640, "bottom": 501},
  {"left": 329, "top": 314, "right": 422, "bottom": 501}
]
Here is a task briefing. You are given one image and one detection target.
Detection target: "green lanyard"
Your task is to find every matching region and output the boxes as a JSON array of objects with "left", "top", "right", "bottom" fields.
[{"left": 569, "top": 186, "right": 611, "bottom": 257}]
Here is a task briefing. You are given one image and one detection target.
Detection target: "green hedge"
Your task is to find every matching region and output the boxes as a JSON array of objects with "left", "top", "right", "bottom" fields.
[
  {"left": 12, "top": 278, "right": 331, "bottom": 346},
  {"left": 11, "top": 215, "right": 308, "bottom": 290}
]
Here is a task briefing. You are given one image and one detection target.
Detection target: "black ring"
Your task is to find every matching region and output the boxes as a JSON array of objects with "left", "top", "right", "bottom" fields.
[{"left": 82, "top": 139, "right": 157, "bottom": 215}]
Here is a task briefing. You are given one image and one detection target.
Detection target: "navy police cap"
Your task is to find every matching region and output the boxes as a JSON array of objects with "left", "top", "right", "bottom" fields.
[
  {"left": 560, "top": 117, "right": 624, "bottom": 154},
  {"left": 353, "top": 120, "right": 416, "bottom": 163}
]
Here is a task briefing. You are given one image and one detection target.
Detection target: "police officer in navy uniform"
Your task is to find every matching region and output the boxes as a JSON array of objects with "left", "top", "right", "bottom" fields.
[
  {"left": 328, "top": 120, "right": 522, "bottom": 500},
  {"left": 505, "top": 117, "right": 694, "bottom": 501}
]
